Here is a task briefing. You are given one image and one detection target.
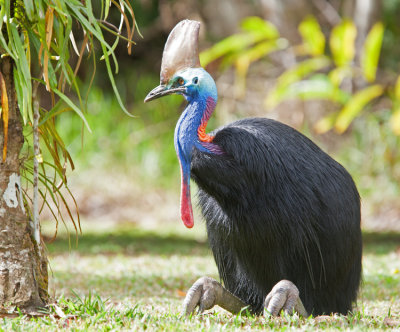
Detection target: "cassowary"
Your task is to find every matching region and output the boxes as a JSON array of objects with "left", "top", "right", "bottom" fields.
[{"left": 145, "top": 20, "right": 362, "bottom": 317}]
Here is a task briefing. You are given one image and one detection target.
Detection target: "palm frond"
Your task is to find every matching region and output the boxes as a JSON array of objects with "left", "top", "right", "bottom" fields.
[{"left": 0, "top": 0, "right": 136, "bottom": 238}]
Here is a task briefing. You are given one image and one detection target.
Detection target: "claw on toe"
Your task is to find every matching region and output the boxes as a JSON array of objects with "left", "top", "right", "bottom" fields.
[
  {"left": 264, "top": 280, "right": 307, "bottom": 317},
  {"left": 182, "top": 277, "right": 219, "bottom": 316},
  {"left": 182, "top": 276, "right": 248, "bottom": 317}
]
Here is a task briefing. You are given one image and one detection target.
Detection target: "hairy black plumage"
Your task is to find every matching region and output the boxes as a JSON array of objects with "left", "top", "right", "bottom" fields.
[{"left": 191, "top": 117, "right": 362, "bottom": 315}]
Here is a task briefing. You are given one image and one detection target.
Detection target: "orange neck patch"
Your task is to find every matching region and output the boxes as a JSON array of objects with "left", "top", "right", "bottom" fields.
[{"left": 198, "top": 121, "right": 214, "bottom": 143}]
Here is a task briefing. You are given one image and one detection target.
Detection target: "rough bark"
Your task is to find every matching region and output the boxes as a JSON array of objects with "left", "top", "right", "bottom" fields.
[{"left": 0, "top": 55, "right": 48, "bottom": 313}]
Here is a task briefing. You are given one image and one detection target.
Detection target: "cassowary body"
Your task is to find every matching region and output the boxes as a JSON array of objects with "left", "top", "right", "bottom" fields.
[
  {"left": 145, "top": 20, "right": 362, "bottom": 316},
  {"left": 192, "top": 118, "right": 361, "bottom": 315}
]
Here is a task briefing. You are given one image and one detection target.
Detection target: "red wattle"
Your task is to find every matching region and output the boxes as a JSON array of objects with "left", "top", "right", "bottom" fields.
[{"left": 180, "top": 181, "right": 194, "bottom": 228}]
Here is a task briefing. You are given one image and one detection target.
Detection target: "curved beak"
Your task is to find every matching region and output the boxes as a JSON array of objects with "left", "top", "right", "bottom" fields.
[{"left": 144, "top": 84, "right": 186, "bottom": 103}]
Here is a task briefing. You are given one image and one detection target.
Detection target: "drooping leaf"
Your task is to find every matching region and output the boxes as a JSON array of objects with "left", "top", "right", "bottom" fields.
[
  {"left": 391, "top": 109, "right": 400, "bottom": 135},
  {"left": 0, "top": 72, "right": 9, "bottom": 162},
  {"left": 237, "top": 40, "right": 280, "bottom": 65},
  {"left": 38, "top": 99, "right": 70, "bottom": 126},
  {"left": 234, "top": 40, "right": 281, "bottom": 95},
  {"left": 23, "top": 0, "right": 35, "bottom": 21},
  {"left": 328, "top": 66, "right": 353, "bottom": 87},
  {"left": 394, "top": 75, "right": 400, "bottom": 101},
  {"left": 314, "top": 111, "right": 339, "bottom": 134},
  {"left": 335, "top": 84, "right": 384, "bottom": 133},
  {"left": 43, "top": 6, "right": 55, "bottom": 91},
  {"left": 200, "top": 34, "right": 261, "bottom": 67},
  {"left": 79, "top": 0, "right": 131, "bottom": 115},
  {"left": 2, "top": 0, "right": 136, "bottom": 235},
  {"left": 0, "top": 3, "right": 17, "bottom": 60},
  {"left": 390, "top": 76, "right": 400, "bottom": 135},
  {"left": 52, "top": 87, "right": 92, "bottom": 133},
  {"left": 361, "top": 22, "right": 384, "bottom": 82},
  {"left": 69, "top": 30, "right": 80, "bottom": 56},
  {"left": 330, "top": 19, "right": 357, "bottom": 67},
  {"left": 13, "top": 68, "right": 27, "bottom": 122},
  {"left": 99, "top": 0, "right": 125, "bottom": 63},
  {"left": 240, "top": 16, "right": 279, "bottom": 40},
  {"left": 200, "top": 17, "right": 280, "bottom": 67},
  {"left": 104, "top": 0, "right": 111, "bottom": 20},
  {"left": 9, "top": 20, "right": 33, "bottom": 122},
  {"left": 265, "top": 57, "right": 331, "bottom": 107},
  {"left": 276, "top": 75, "right": 349, "bottom": 103},
  {"left": 298, "top": 16, "right": 325, "bottom": 56}
]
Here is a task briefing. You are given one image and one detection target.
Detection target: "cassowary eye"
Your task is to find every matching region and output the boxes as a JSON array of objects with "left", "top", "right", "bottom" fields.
[
  {"left": 193, "top": 77, "right": 199, "bottom": 84},
  {"left": 178, "top": 78, "right": 185, "bottom": 85}
]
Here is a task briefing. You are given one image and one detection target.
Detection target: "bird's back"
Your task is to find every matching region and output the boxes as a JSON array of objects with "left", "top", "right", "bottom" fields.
[{"left": 191, "top": 117, "right": 362, "bottom": 315}]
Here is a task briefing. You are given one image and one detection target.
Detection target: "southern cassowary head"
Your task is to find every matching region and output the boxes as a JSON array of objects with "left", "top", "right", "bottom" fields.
[
  {"left": 145, "top": 67, "right": 217, "bottom": 103},
  {"left": 144, "top": 20, "right": 216, "bottom": 103}
]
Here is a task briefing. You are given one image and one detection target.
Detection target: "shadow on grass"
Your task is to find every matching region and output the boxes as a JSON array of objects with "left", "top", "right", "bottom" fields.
[
  {"left": 362, "top": 231, "right": 400, "bottom": 255},
  {"left": 46, "top": 228, "right": 400, "bottom": 257},
  {"left": 45, "top": 228, "right": 209, "bottom": 257},
  {"left": 52, "top": 271, "right": 199, "bottom": 300}
]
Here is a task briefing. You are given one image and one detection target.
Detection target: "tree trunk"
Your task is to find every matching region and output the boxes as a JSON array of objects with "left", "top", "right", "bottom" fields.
[{"left": 0, "top": 55, "right": 48, "bottom": 313}]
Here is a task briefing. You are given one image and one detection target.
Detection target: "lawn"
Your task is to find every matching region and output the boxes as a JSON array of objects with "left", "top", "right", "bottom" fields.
[{"left": 2, "top": 222, "right": 400, "bottom": 331}]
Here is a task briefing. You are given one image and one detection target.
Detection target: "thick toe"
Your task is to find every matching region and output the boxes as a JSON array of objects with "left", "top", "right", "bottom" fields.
[
  {"left": 264, "top": 280, "right": 301, "bottom": 316},
  {"left": 182, "top": 277, "right": 218, "bottom": 316}
]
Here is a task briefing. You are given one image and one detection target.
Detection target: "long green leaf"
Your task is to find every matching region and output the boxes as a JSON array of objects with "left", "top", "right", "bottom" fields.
[
  {"left": 9, "top": 20, "right": 33, "bottom": 122},
  {"left": 314, "top": 111, "right": 339, "bottom": 134},
  {"left": 84, "top": 0, "right": 120, "bottom": 73},
  {"left": 275, "top": 75, "right": 349, "bottom": 103},
  {"left": 1, "top": 0, "right": 136, "bottom": 238},
  {"left": 390, "top": 76, "right": 400, "bottom": 135},
  {"left": 240, "top": 16, "right": 279, "bottom": 39},
  {"left": 335, "top": 84, "right": 384, "bottom": 133},
  {"left": 83, "top": 0, "right": 131, "bottom": 116},
  {"left": 330, "top": 19, "right": 357, "bottom": 67},
  {"left": 391, "top": 108, "right": 400, "bottom": 135},
  {"left": 265, "top": 57, "right": 331, "bottom": 107},
  {"left": 394, "top": 75, "right": 400, "bottom": 101},
  {"left": 328, "top": 66, "right": 353, "bottom": 87},
  {"left": 298, "top": 16, "right": 325, "bottom": 56},
  {"left": 0, "top": 0, "right": 17, "bottom": 61},
  {"left": 361, "top": 22, "right": 384, "bottom": 82},
  {"left": 66, "top": 2, "right": 113, "bottom": 53},
  {"left": 39, "top": 99, "right": 70, "bottom": 126},
  {"left": 200, "top": 34, "right": 261, "bottom": 67},
  {"left": 23, "top": 0, "right": 35, "bottom": 21},
  {"left": 52, "top": 87, "right": 92, "bottom": 132},
  {"left": 104, "top": 0, "right": 111, "bottom": 20},
  {"left": 13, "top": 68, "right": 27, "bottom": 122}
]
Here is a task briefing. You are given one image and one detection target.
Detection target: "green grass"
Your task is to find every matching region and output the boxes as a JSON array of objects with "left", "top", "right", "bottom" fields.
[{"left": 1, "top": 223, "right": 399, "bottom": 331}]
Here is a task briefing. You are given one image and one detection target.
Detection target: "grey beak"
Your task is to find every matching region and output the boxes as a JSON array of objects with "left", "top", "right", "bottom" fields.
[{"left": 144, "top": 84, "right": 186, "bottom": 103}]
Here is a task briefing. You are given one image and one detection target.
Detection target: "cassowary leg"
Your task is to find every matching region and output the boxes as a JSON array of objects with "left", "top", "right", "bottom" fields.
[
  {"left": 264, "top": 280, "right": 308, "bottom": 317},
  {"left": 183, "top": 276, "right": 247, "bottom": 316}
]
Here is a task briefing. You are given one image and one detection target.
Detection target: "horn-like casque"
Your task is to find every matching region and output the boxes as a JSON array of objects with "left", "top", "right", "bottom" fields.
[{"left": 160, "top": 20, "right": 201, "bottom": 84}]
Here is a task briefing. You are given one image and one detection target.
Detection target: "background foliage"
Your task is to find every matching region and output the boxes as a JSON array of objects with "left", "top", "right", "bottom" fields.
[
  {"left": 0, "top": 0, "right": 136, "bottom": 231},
  {"left": 2, "top": 0, "right": 400, "bottom": 231},
  {"left": 47, "top": 0, "right": 400, "bottom": 230}
]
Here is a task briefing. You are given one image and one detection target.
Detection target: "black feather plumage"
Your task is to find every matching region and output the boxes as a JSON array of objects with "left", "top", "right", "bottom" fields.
[{"left": 191, "top": 117, "right": 362, "bottom": 315}]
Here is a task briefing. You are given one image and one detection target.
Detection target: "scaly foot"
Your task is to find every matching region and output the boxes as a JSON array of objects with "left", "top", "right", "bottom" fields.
[{"left": 264, "top": 280, "right": 308, "bottom": 316}]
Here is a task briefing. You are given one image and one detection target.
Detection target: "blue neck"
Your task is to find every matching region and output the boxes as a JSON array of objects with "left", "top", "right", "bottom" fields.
[
  {"left": 174, "top": 69, "right": 219, "bottom": 165},
  {"left": 173, "top": 69, "right": 219, "bottom": 228},
  {"left": 174, "top": 99, "right": 213, "bottom": 164}
]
